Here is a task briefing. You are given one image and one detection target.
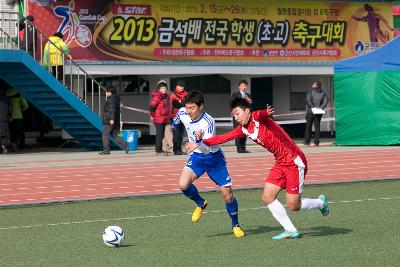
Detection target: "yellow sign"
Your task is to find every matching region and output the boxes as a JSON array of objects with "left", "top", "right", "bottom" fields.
[{"left": 89, "top": 0, "right": 394, "bottom": 62}]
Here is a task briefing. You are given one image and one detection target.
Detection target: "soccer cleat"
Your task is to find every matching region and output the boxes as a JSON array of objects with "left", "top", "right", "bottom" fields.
[
  {"left": 191, "top": 200, "right": 208, "bottom": 222},
  {"left": 272, "top": 230, "right": 301, "bottom": 240},
  {"left": 319, "top": 194, "right": 330, "bottom": 216},
  {"left": 232, "top": 225, "right": 245, "bottom": 238}
]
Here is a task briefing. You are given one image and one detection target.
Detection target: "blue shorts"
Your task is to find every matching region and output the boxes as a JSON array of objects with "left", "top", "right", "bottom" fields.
[{"left": 185, "top": 150, "right": 232, "bottom": 187}]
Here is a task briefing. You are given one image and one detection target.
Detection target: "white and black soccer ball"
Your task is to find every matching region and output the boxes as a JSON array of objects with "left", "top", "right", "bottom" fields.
[{"left": 102, "top": 225, "right": 125, "bottom": 247}]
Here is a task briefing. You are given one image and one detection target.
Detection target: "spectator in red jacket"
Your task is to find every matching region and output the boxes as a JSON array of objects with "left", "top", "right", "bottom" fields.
[
  {"left": 169, "top": 79, "right": 188, "bottom": 155},
  {"left": 150, "top": 80, "right": 170, "bottom": 155}
]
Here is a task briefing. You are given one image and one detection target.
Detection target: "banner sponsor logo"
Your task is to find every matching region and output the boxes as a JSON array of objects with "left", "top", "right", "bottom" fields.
[{"left": 28, "top": 0, "right": 393, "bottom": 62}]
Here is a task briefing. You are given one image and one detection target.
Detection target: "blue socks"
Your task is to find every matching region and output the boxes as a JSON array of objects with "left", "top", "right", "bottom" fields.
[
  {"left": 181, "top": 184, "right": 205, "bottom": 207},
  {"left": 182, "top": 185, "right": 239, "bottom": 227},
  {"left": 226, "top": 197, "right": 239, "bottom": 227}
]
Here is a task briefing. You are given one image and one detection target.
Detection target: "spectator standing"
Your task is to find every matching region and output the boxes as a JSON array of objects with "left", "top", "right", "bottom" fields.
[
  {"left": 149, "top": 80, "right": 170, "bottom": 155},
  {"left": 43, "top": 32, "right": 70, "bottom": 82},
  {"left": 304, "top": 81, "right": 329, "bottom": 146},
  {"left": 0, "top": 88, "right": 11, "bottom": 154},
  {"left": 18, "top": 15, "right": 38, "bottom": 57},
  {"left": 99, "top": 86, "right": 127, "bottom": 155},
  {"left": 6, "top": 88, "right": 29, "bottom": 151},
  {"left": 169, "top": 79, "right": 188, "bottom": 155},
  {"left": 231, "top": 79, "right": 252, "bottom": 153}
]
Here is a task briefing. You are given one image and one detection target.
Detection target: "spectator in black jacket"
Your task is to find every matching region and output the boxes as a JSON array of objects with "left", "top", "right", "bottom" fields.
[
  {"left": 304, "top": 81, "right": 328, "bottom": 146},
  {"left": 231, "top": 79, "right": 252, "bottom": 153},
  {"left": 99, "top": 87, "right": 127, "bottom": 155}
]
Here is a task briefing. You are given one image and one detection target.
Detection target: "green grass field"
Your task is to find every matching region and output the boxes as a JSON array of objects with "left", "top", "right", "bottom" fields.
[{"left": 1, "top": 180, "right": 400, "bottom": 267}]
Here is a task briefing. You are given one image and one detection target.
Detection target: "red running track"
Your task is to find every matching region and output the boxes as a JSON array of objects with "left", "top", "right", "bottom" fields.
[{"left": 0, "top": 148, "right": 399, "bottom": 206}]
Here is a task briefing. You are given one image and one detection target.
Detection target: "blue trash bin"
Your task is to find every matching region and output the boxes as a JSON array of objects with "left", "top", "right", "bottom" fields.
[{"left": 122, "top": 130, "right": 140, "bottom": 151}]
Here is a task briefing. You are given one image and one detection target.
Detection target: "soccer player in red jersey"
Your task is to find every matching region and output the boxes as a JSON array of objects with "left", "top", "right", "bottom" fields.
[{"left": 186, "top": 97, "right": 330, "bottom": 240}]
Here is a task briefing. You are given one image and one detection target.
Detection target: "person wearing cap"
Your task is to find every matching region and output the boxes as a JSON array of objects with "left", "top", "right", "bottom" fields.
[
  {"left": 43, "top": 31, "right": 70, "bottom": 81},
  {"left": 169, "top": 79, "right": 188, "bottom": 155},
  {"left": 149, "top": 80, "right": 171, "bottom": 155},
  {"left": 99, "top": 86, "right": 127, "bottom": 155}
]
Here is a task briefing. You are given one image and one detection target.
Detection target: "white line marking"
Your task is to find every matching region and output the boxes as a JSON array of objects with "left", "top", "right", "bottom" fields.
[{"left": 0, "top": 196, "right": 399, "bottom": 231}]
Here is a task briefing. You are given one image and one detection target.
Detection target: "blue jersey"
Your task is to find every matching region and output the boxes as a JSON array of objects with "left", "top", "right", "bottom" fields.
[
  {"left": 172, "top": 107, "right": 220, "bottom": 154},
  {"left": 173, "top": 107, "right": 231, "bottom": 186}
]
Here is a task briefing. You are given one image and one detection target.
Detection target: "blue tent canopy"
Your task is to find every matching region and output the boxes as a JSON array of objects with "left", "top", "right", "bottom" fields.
[{"left": 334, "top": 36, "right": 400, "bottom": 73}]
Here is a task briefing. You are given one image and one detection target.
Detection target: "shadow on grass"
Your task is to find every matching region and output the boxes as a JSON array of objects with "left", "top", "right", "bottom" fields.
[
  {"left": 301, "top": 226, "right": 353, "bottom": 237},
  {"left": 119, "top": 243, "right": 136, "bottom": 248},
  {"left": 205, "top": 225, "right": 282, "bottom": 238},
  {"left": 206, "top": 225, "right": 352, "bottom": 238},
  {"left": 244, "top": 225, "right": 282, "bottom": 236}
]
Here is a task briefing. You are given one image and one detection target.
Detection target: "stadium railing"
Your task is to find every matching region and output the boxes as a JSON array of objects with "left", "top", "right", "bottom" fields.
[{"left": 0, "top": 11, "right": 107, "bottom": 116}]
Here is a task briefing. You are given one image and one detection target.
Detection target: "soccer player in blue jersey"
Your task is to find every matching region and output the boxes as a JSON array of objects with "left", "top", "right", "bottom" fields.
[{"left": 172, "top": 91, "right": 245, "bottom": 237}]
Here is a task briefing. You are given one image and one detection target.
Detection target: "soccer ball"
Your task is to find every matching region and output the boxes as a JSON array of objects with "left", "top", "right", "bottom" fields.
[{"left": 102, "top": 225, "right": 125, "bottom": 247}]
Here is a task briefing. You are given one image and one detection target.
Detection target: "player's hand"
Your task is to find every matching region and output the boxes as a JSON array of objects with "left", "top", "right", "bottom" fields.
[
  {"left": 266, "top": 104, "right": 274, "bottom": 117},
  {"left": 185, "top": 142, "right": 198, "bottom": 153},
  {"left": 195, "top": 130, "right": 203, "bottom": 141},
  {"left": 110, "top": 120, "right": 114, "bottom": 125}
]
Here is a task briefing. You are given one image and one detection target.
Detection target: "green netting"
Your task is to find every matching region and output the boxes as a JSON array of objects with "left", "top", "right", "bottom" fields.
[{"left": 334, "top": 71, "right": 400, "bottom": 145}]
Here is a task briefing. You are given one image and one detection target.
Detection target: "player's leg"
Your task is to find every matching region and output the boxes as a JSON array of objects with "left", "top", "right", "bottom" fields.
[
  {"left": 263, "top": 182, "right": 300, "bottom": 239},
  {"left": 179, "top": 153, "right": 207, "bottom": 222},
  {"left": 207, "top": 150, "right": 244, "bottom": 237},
  {"left": 219, "top": 186, "right": 244, "bottom": 237},
  {"left": 263, "top": 165, "right": 301, "bottom": 239},
  {"left": 286, "top": 156, "right": 329, "bottom": 216}
]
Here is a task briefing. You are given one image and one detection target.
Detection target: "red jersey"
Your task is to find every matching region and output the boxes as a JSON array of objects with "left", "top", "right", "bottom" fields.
[{"left": 203, "top": 110, "right": 307, "bottom": 166}]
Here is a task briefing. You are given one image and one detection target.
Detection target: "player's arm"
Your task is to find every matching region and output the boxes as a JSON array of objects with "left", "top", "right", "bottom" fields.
[
  {"left": 185, "top": 126, "right": 244, "bottom": 153},
  {"left": 171, "top": 108, "right": 184, "bottom": 128},
  {"left": 194, "top": 116, "right": 218, "bottom": 154},
  {"left": 203, "top": 126, "right": 245, "bottom": 146},
  {"left": 256, "top": 106, "right": 274, "bottom": 123}
]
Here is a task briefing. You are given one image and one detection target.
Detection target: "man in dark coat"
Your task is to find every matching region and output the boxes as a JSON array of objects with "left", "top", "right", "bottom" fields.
[
  {"left": 99, "top": 87, "right": 127, "bottom": 155},
  {"left": 304, "top": 81, "right": 329, "bottom": 146},
  {"left": 231, "top": 79, "right": 252, "bottom": 153}
]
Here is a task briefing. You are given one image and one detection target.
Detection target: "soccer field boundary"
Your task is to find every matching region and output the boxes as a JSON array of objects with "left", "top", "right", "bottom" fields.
[
  {"left": 0, "top": 176, "right": 398, "bottom": 208},
  {"left": 1, "top": 195, "right": 400, "bottom": 231},
  {"left": 1, "top": 147, "right": 399, "bottom": 206}
]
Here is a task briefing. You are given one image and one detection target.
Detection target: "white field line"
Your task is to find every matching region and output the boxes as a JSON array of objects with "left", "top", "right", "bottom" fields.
[{"left": 0, "top": 196, "right": 399, "bottom": 231}]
